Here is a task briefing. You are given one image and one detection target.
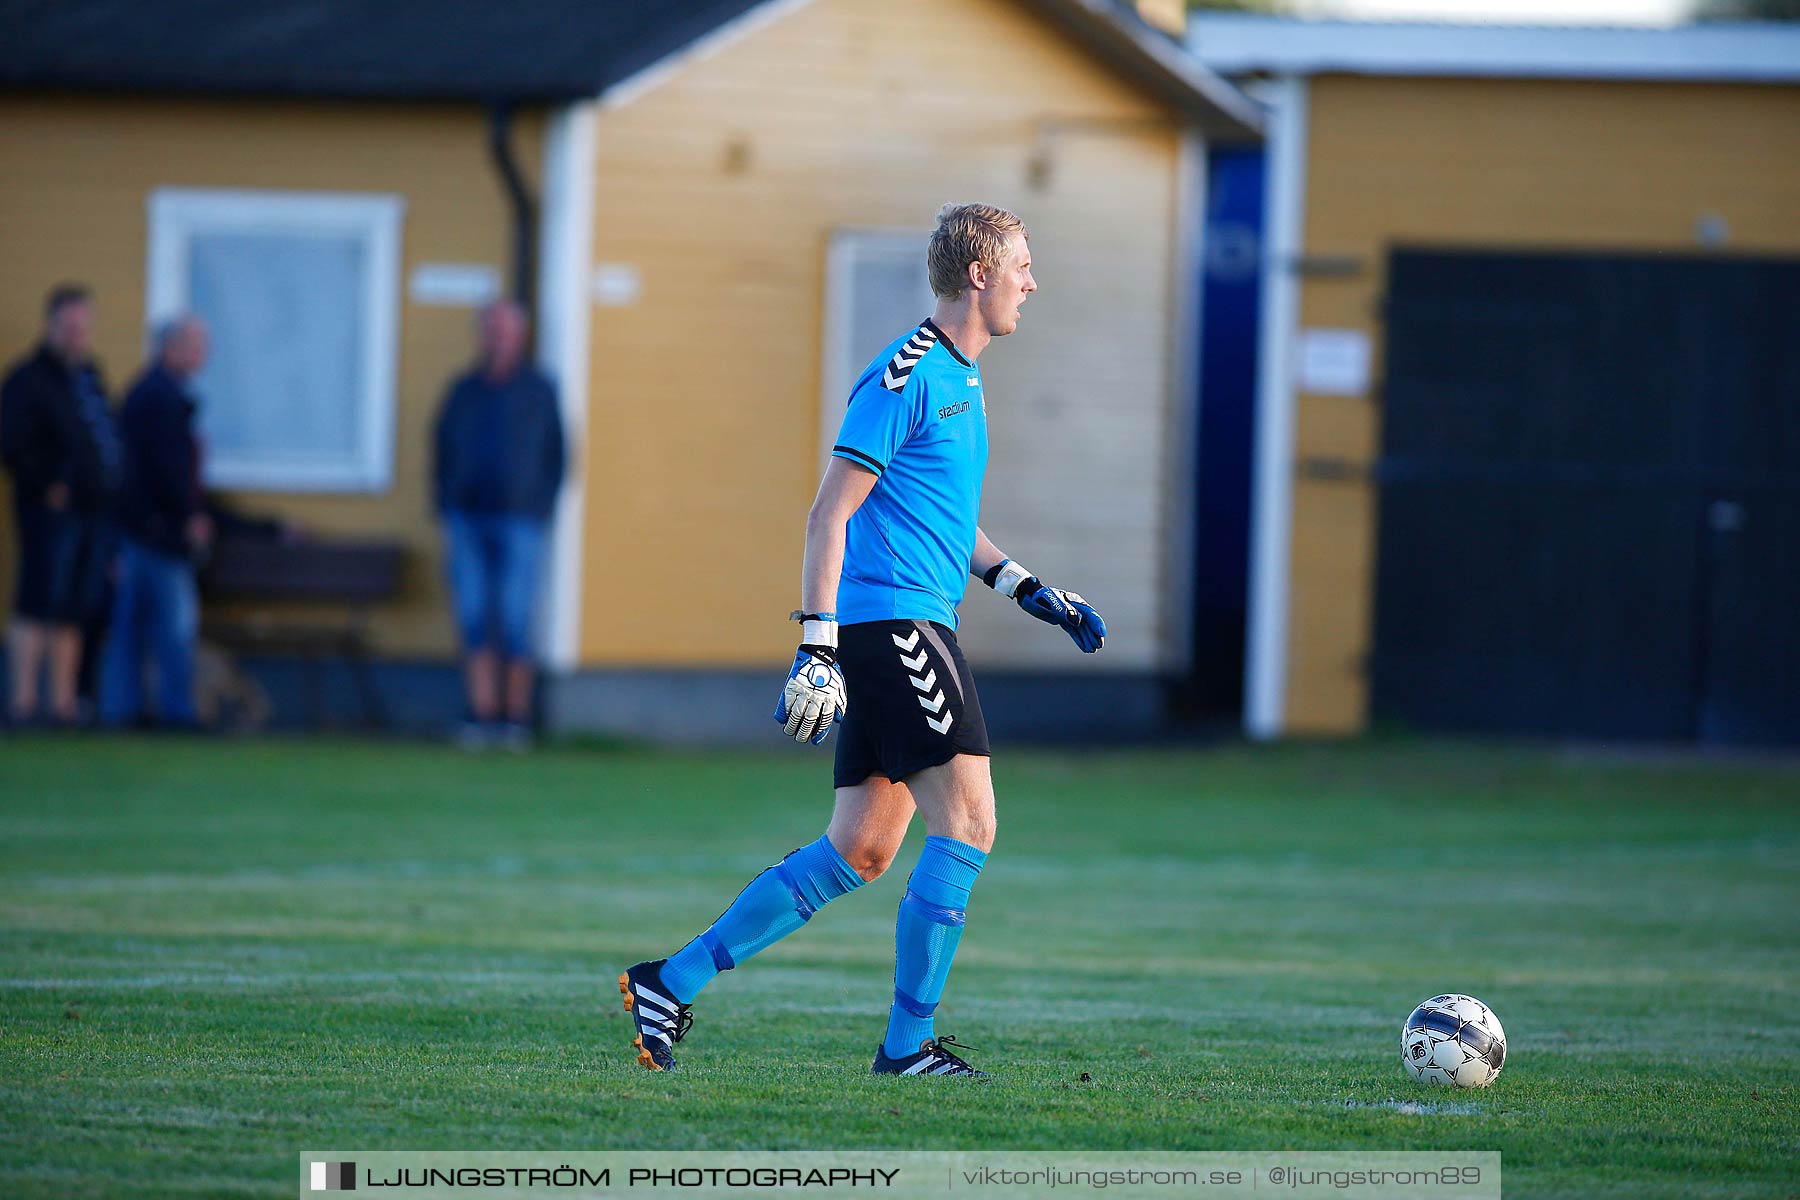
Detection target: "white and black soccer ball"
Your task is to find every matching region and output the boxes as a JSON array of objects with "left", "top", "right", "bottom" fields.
[{"left": 1401, "top": 994, "right": 1506, "bottom": 1088}]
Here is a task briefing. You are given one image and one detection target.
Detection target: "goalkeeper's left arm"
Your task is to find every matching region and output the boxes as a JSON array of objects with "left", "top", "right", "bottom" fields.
[{"left": 969, "top": 527, "right": 1107, "bottom": 654}]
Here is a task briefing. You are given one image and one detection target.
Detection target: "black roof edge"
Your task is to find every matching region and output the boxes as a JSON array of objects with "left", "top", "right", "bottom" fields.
[
  {"left": 0, "top": 0, "right": 1263, "bottom": 140},
  {"left": 1032, "top": 0, "right": 1265, "bottom": 143}
]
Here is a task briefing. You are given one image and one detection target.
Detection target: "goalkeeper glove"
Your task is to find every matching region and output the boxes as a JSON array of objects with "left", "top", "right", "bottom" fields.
[
  {"left": 984, "top": 559, "right": 1106, "bottom": 654},
  {"left": 775, "top": 612, "right": 847, "bottom": 745}
]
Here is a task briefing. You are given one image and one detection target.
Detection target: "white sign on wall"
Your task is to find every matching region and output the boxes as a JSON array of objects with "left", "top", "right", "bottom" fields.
[
  {"left": 591, "top": 263, "right": 642, "bottom": 307},
  {"left": 1296, "top": 328, "right": 1372, "bottom": 396},
  {"left": 409, "top": 262, "right": 500, "bottom": 307}
]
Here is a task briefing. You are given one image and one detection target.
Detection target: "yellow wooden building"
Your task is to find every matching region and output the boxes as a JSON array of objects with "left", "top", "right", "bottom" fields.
[
  {"left": 1187, "top": 17, "right": 1800, "bottom": 740},
  {"left": 0, "top": 0, "right": 1261, "bottom": 734}
]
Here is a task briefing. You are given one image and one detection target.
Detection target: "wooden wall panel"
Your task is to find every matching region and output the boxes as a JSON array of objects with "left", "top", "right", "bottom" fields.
[{"left": 1284, "top": 75, "right": 1800, "bottom": 732}]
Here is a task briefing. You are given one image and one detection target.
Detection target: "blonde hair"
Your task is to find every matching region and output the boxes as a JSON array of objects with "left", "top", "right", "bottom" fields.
[{"left": 927, "top": 203, "right": 1027, "bottom": 300}]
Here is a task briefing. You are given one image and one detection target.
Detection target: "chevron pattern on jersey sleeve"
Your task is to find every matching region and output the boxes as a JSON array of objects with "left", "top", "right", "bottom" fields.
[{"left": 881, "top": 323, "right": 939, "bottom": 392}]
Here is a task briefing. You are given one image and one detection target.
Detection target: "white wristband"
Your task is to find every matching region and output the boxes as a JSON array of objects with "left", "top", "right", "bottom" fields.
[
  {"left": 800, "top": 617, "right": 838, "bottom": 648},
  {"left": 991, "top": 559, "right": 1035, "bottom": 599}
]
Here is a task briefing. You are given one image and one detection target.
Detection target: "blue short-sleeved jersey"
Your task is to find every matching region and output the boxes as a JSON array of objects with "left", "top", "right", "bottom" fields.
[{"left": 831, "top": 319, "right": 988, "bottom": 630}]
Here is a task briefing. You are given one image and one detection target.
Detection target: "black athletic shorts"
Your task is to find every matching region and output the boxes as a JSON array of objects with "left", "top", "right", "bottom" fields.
[
  {"left": 12, "top": 502, "right": 111, "bottom": 625},
  {"left": 833, "top": 619, "right": 990, "bottom": 789}
]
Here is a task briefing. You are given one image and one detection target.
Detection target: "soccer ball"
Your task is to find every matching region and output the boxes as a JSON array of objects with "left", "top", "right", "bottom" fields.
[{"left": 1401, "top": 994, "right": 1506, "bottom": 1088}]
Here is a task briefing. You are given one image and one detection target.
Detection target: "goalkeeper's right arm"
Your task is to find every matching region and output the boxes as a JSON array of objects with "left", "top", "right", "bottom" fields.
[
  {"left": 799, "top": 456, "right": 879, "bottom": 620},
  {"left": 775, "top": 457, "right": 879, "bottom": 745}
]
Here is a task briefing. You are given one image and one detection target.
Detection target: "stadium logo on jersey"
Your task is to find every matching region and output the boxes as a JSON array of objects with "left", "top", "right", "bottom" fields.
[
  {"left": 881, "top": 324, "right": 938, "bottom": 392},
  {"left": 937, "top": 400, "right": 970, "bottom": 421}
]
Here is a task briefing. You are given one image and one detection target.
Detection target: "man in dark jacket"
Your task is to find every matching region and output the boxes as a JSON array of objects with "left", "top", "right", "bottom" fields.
[
  {"left": 99, "top": 315, "right": 212, "bottom": 728},
  {"left": 433, "top": 299, "right": 565, "bottom": 748},
  {"left": 2, "top": 284, "right": 121, "bottom": 725}
]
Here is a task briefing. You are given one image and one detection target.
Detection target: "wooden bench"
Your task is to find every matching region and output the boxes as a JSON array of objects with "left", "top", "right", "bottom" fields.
[{"left": 199, "top": 536, "right": 407, "bottom": 729}]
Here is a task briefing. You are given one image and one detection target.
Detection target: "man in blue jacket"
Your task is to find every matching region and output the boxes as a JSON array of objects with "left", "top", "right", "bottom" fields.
[
  {"left": 433, "top": 299, "right": 565, "bottom": 748},
  {"left": 99, "top": 314, "right": 211, "bottom": 729},
  {"left": 2, "top": 284, "right": 121, "bottom": 726}
]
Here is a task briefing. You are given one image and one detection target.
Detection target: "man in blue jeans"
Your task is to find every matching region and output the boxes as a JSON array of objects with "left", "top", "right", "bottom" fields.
[
  {"left": 433, "top": 299, "right": 565, "bottom": 749},
  {"left": 100, "top": 314, "right": 212, "bottom": 729}
]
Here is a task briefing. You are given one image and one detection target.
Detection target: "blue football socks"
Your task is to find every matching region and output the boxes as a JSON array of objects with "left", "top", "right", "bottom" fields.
[
  {"left": 661, "top": 835, "right": 865, "bottom": 1002},
  {"left": 884, "top": 835, "right": 988, "bottom": 1058}
]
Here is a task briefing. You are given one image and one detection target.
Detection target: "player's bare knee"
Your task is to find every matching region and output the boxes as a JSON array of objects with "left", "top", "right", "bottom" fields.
[
  {"left": 934, "top": 801, "right": 994, "bottom": 852},
  {"left": 958, "top": 787, "right": 997, "bottom": 851},
  {"left": 843, "top": 841, "right": 896, "bottom": 882}
]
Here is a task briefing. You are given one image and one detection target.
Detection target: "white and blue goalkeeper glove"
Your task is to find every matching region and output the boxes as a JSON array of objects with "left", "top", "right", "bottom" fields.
[
  {"left": 985, "top": 560, "right": 1106, "bottom": 654},
  {"left": 775, "top": 612, "right": 847, "bottom": 745}
]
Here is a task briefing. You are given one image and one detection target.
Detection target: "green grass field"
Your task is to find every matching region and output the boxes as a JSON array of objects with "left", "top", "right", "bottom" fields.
[{"left": 1, "top": 734, "right": 1796, "bottom": 1198}]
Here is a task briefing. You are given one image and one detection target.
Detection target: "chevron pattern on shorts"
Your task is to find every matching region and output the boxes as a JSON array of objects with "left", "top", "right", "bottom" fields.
[
  {"left": 881, "top": 323, "right": 938, "bottom": 392},
  {"left": 894, "top": 627, "right": 953, "bottom": 735}
]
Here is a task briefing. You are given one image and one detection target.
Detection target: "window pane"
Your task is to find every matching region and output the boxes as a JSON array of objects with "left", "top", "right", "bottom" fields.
[
  {"left": 819, "top": 233, "right": 935, "bottom": 464},
  {"left": 188, "top": 231, "right": 366, "bottom": 476},
  {"left": 845, "top": 253, "right": 931, "bottom": 390}
]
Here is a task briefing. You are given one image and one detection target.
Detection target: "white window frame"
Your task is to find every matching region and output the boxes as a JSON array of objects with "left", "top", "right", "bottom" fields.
[
  {"left": 145, "top": 187, "right": 405, "bottom": 493},
  {"left": 818, "top": 228, "right": 936, "bottom": 466}
]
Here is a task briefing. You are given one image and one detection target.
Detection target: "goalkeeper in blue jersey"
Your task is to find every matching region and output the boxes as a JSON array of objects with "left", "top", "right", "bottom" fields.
[{"left": 620, "top": 203, "right": 1105, "bottom": 1078}]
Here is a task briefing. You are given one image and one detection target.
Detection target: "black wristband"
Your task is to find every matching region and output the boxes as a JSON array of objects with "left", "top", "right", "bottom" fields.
[
  {"left": 981, "top": 562, "right": 1003, "bottom": 589},
  {"left": 799, "top": 643, "right": 838, "bottom": 665}
]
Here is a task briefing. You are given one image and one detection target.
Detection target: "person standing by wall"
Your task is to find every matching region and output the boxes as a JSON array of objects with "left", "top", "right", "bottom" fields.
[
  {"left": 99, "top": 314, "right": 212, "bottom": 729},
  {"left": 1, "top": 284, "right": 122, "bottom": 727},
  {"left": 432, "top": 299, "right": 565, "bottom": 749}
]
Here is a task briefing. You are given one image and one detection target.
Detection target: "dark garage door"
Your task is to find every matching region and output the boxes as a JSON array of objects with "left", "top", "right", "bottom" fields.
[{"left": 1371, "top": 248, "right": 1800, "bottom": 746}]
